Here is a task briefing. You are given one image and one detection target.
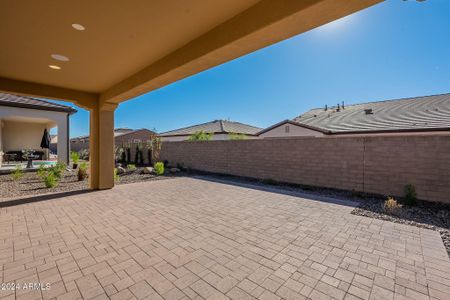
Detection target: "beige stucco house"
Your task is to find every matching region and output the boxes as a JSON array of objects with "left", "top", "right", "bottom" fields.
[
  {"left": 0, "top": 93, "right": 76, "bottom": 164},
  {"left": 259, "top": 93, "right": 450, "bottom": 138}
]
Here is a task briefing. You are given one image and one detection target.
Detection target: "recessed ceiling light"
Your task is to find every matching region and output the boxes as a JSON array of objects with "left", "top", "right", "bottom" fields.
[
  {"left": 49, "top": 65, "right": 61, "bottom": 70},
  {"left": 72, "top": 23, "right": 85, "bottom": 31},
  {"left": 51, "top": 54, "right": 69, "bottom": 61}
]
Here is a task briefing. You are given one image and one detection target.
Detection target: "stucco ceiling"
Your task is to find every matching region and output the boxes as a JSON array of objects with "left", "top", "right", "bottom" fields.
[
  {"left": 0, "top": 0, "right": 382, "bottom": 107},
  {"left": 0, "top": 0, "right": 260, "bottom": 92}
]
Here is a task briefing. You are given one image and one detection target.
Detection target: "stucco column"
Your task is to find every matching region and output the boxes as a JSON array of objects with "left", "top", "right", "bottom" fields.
[
  {"left": 0, "top": 119, "right": 3, "bottom": 151},
  {"left": 57, "top": 117, "right": 69, "bottom": 164},
  {"left": 89, "top": 103, "right": 117, "bottom": 189}
]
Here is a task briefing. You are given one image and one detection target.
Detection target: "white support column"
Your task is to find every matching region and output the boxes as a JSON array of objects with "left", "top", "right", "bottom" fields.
[{"left": 56, "top": 116, "right": 69, "bottom": 164}]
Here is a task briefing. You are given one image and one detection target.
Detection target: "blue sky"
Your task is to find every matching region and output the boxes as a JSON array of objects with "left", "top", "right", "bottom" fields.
[{"left": 61, "top": 0, "right": 450, "bottom": 137}]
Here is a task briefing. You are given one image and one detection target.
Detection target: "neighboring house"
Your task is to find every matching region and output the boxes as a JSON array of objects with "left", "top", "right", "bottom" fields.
[
  {"left": 258, "top": 120, "right": 327, "bottom": 138},
  {"left": 0, "top": 93, "right": 76, "bottom": 163},
  {"left": 70, "top": 128, "right": 156, "bottom": 152},
  {"left": 259, "top": 93, "right": 450, "bottom": 138},
  {"left": 159, "top": 120, "right": 262, "bottom": 141}
]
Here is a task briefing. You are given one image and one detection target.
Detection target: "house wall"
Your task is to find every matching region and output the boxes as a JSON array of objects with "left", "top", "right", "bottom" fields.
[
  {"left": 161, "top": 135, "right": 450, "bottom": 204},
  {"left": 0, "top": 105, "right": 69, "bottom": 163},
  {"left": 2, "top": 121, "right": 48, "bottom": 152},
  {"left": 259, "top": 123, "right": 324, "bottom": 138}
]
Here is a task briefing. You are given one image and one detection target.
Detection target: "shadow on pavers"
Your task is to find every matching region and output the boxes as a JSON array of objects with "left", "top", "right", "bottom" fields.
[
  {"left": 191, "top": 174, "right": 358, "bottom": 208},
  {"left": 0, "top": 189, "right": 96, "bottom": 208}
]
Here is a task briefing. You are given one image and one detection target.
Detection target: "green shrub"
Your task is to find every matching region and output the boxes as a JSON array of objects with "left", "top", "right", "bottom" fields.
[
  {"left": 37, "top": 164, "right": 46, "bottom": 179},
  {"left": 11, "top": 165, "right": 24, "bottom": 181},
  {"left": 43, "top": 172, "right": 58, "bottom": 188},
  {"left": 229, "top": 132, "right": 247, "bottom": 140},
  {"left": 154, "top": 162, "right": 165, "bottom": 176},
  {"left": 114, "top": 168, "right": 120, "bottom": 181},
  {"left": 51, "top": 162, "right": 66, "bottom": 179},
  {"left": 77, "top": 162, "right": 88, "bottom": 181},
  {"left": 127, "top": 164, "right": 137, "bottom": 171},
  {"left": 403, "top": 184, "right": 417, "bottom": 206},
  {"left": 261, "top": 178, "right": 277, "bottom": 185},
  {"left": 188, "top": 130, "right": 213, "bottom": 141},
  {"left": 71, "top": 151, "right": 80, "bottom": 165}
]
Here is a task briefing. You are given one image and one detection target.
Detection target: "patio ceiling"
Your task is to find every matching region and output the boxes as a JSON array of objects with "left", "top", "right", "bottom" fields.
[{"left": 0, "top": 0, "right": 382, "bottom": 109}]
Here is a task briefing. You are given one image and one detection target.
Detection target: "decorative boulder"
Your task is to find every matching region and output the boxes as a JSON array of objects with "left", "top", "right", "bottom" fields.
[
  {"left": 116, "top": 166, "right": 126, "bottom": 175},
  {"left": 142, "top": 167, "right": 154, "bottom": 174},
  {"left": 170, "top": 167, "right": 180, "bottom": 174}
]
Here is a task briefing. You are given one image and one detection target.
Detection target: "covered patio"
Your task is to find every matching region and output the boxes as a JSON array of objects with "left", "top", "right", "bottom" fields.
[
  {"left": 0, "top": 177, "right": 448, "bottom": 299},
  {"left": 0, "top": 93, "right": 76, "bottom": 168},
  {"left": 0, "top": 0, "right": 382, "bottom": 190}
]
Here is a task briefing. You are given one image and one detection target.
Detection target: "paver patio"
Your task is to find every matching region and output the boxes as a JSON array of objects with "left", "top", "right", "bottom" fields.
[{"left": 0, "top": 177, "right": 449, "bottom": 300}]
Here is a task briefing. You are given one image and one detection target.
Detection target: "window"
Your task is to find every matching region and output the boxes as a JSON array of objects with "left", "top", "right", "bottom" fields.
[
  {"left": 133, "top": 139, "right": 142, "bottom": 143},
  {"left": 285, "top": 125, "right": 290, "bottom": 133}
]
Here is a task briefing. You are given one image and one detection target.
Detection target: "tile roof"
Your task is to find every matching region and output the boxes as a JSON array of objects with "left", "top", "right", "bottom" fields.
[
  {"left": 293, "top": 93, "right": 450, "bottom": 134},
  {"left": 159, "top": 120, "right": 262, "bottom": 136},
  {"left": 0, "top": 93, "right": 77, "bottom": 114},
  {"left": 71, "top": 128, "right": 156, "bottom": 141}
]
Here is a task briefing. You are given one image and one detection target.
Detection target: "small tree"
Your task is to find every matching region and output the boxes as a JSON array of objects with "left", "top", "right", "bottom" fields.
[
  {"left": 126, "top": 147, "right": 131, "bottom": 164},
  {"left": 134, "top": 144, "right": 140, "bottom": 164},
  {"left": 188, "top": 130, "right": 213, "bottom": 141},
  {"left": 147, "top": 137, "right": 162, "bottom": 165},
  {"left": 404, "top": 184, "right": 417, "bottom": 206}
]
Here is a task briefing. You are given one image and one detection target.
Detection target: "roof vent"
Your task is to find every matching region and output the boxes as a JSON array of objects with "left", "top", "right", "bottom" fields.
[{"left": 364, "top": 108, "right": 373, "bottom": 115}]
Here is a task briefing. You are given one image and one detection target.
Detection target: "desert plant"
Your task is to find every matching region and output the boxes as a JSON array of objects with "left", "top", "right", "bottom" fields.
[
  {"left": 11, "top": 165, "right": 24, "bottom": 181},
  {"left": 37, "top": 164, "right": 46, "bottom": 179},
  {"left": 188, "top": 130, "right": 213, "bottom": 141},
  {"left": 229, "top": 132, "right": 247, "bottom": 140},
  {"left": 71, "top": 151, "right": 80, "bottom": 168},
  {"left": 403, "top": 184, "right": 417, "bottom": 206},
  {"left": 51, "top": 162, "right": 66, "bottom": 179},
  {"left": 114, "top": 168, "right": 120, "bottom": 181},
  {"left": 127, "top": 164, "right": 137, "bottom": 172},
  {"left": 382, "top": 197, "right": 402, "bottom": 215},
  {"left": 154, "top": 162, "right": 165, "bottom": 176},
  {"left": 134, "top": 144, "right": 144, "bottom": 165},
  {"left": 126, "top": 148, "right": 131, "bottom": 164},
  {"left": 147, "top": 137, "right": 162, "bottom": 165},
  {"left": 43, "top": 172, "right": 58, "bottom": 188},
  {"left": 115, "top": 145, "right": 126, "bottom": 164},
  {"left": 79, "top": 149, "right": 89, "bottom": 160},
  {"left": 77, "top": 162, "right": 88, "bottom": 181}
]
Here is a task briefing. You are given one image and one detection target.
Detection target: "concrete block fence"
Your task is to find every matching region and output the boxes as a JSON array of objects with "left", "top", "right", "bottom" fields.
[{"left": 160, "top": 135, "right": 450, "bottom": 204}]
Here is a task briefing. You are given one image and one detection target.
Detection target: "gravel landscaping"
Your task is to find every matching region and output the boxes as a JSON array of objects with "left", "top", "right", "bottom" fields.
[
  {"left": 190, "top": 172, "right": 450, "bottom": 257},
  {"left": 0, "top": 167, "right": 180, "bottom": 201}
]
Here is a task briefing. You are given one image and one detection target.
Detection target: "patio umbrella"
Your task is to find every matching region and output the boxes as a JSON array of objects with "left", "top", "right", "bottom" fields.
[{"left": 40, "top": 128, "right": 50, "bottom": 149}]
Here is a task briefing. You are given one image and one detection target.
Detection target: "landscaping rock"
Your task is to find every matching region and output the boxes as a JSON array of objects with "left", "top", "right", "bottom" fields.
[
  {"left": 170, "top": 167, "right": 180, "bottom": 174},
  {"left": 116, "top": 166, "right": 126, "bottom": 175},
  {"left": 142, "top": 167, "right": 154, "bottom": 174},
  {"left": 0, "top": 167, "right": 175, "bottom": 201}
]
